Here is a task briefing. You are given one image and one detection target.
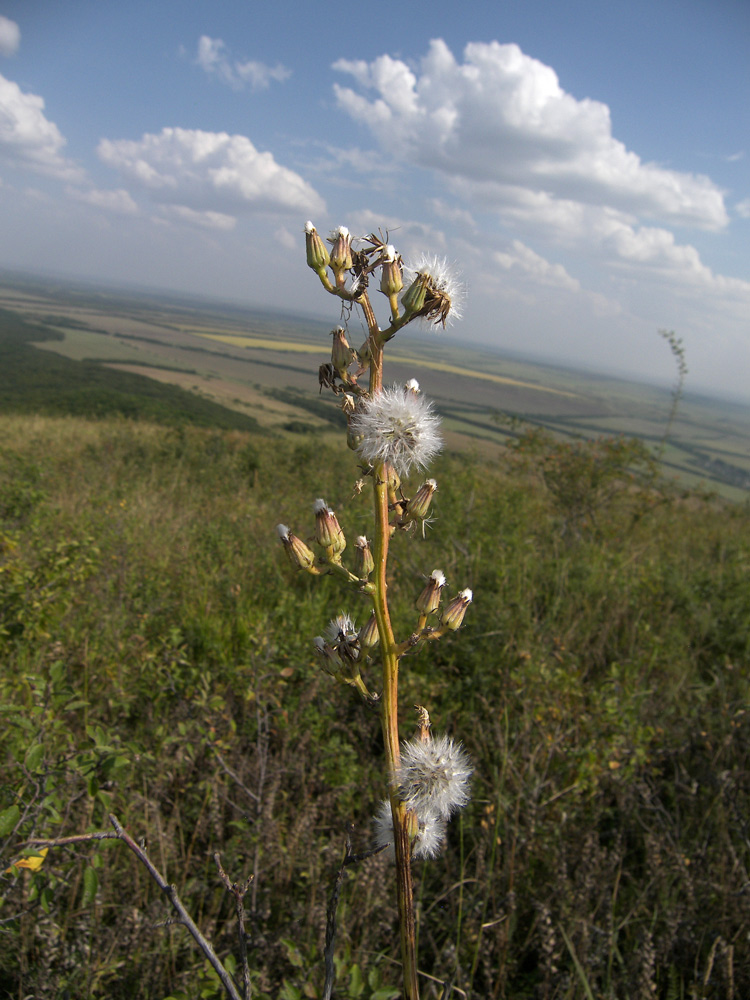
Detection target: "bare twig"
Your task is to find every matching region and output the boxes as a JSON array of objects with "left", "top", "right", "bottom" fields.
[
  {"left": 323, "top": 826, "right": 388, "bottom": 1000},
  {"left": 18, "top": 815, "right": 243, "bottom": 1000},
  {"left": 215, "top": 853, "right": 255, "bottom": 1000}
]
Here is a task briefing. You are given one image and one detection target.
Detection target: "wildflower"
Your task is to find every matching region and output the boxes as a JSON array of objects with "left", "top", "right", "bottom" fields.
[
  {"left": 441, "top": 589, "right": 473, "bottom": 631},
  {"left": 401, "top": 255, "right": 464, "bottom": 328},
  {"left": 395, "top": 734, "right": 472, "bottom": 820},
  {"left": 349, "top": 385, "right": 442, "bottom": 477},
  {"left": 276, "top": 524, "right": 316, "bottom": 571},
  {"left": 373, "top": 799, "right": 447, "bottom": 861}
]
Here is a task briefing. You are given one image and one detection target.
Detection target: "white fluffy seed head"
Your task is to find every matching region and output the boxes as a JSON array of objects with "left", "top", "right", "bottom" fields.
[
  {"left": 395, "top": 734, "right": 472, "bottom": 820},
  {"left": 324, "top": 613, "right": 357, "bottom": 644},
  {"left": 372, "top": 800, "right": 447, "bottom": 861},
  {"left": 405, "top": 254, "right": 465, "bottom": 326},
  {"left": 349, "top": 385, "right": 442, "bottom": 477}
]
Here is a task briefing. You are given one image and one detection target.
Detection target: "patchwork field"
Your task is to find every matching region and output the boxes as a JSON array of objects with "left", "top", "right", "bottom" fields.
[{"left": 1, "top": 272, "right": 749, "bottom": 498}]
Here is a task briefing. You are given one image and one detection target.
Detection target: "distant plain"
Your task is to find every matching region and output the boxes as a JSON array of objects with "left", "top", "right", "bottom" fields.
[{"left": 1, "top": 272, "right": 748, "bottom": 499}]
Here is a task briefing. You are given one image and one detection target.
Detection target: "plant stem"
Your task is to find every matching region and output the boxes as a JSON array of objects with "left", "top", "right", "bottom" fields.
[{"left": 363, "top": 291, "right": 420, "bottom": 1000}]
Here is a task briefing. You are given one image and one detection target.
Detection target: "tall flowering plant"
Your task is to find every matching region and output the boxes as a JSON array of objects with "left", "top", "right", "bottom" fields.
[{"left": 277, "top": 224, "right": 472, "bottom": 1000}]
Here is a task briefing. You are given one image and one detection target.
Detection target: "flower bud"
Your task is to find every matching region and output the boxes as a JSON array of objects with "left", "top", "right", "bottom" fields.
[
  {"left": 416, "top": 569, "right": 446, "bottom": 615},
  {"left": 329, "top": 225, "right": 353, "bottom": 274},
  {"left": 313, "top": 499, "right": 346, "bottom": 554},
  {"left": 353, "top": 536, "right": 374, "bottom": 579},
  {"left": 358, "top": 610, "right": 380, "bottom": 650},
  {"left": 276, "top": 524, "right": 316, "bottom": 571},
  {"left": 441, "top": 589, "right": 473, "bottom": 631},
  {"left": 331, "top": 327, "right": 354, "bottom": 377},
  {"left": 379, "top": 244, "right": 403, "bottom": 297},
  {"left": 405, "top": 479, "right": 437, "bottom": 522},
  {"left": 305, "top": 222, "right": 330, "bottom": 274},
  {"left": 400, "top": 271, "right": 429, "bottom": 319}
]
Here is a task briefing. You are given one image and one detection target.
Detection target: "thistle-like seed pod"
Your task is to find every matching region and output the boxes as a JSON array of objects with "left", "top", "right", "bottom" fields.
[
  {"left": 373, "top": 799, "right": 447, "bottom": 861},
  {"left": 331, "top": 327, "right": 354, "bottom": 377},
  {"left": 358, "top": 610, "right": 379, "bottom": 650},
  {"left": 416, "top": 569, "right": 446, "bottom": 615},
  {"left": 441, "top": 589, "right": 473, "bottom": 631},
  {"left": 405, "top": 479, "right": 437, "bottom": 522},
  {"left": 328, "top": 225, "right": 353, "bottom": 274},
  {"left": 276, "top": 524, "right": 316, "bottom": 571},
  {"left": 379, "top": 244, "right": 403, "bottom": 297},
  {"left": 313, "top": 498, "right": 346, "bottom": 554},
  {"left": 353, "top": 536, "right": 375, "bottom": 579},
  {"left": 305, "top": 221, "right": 330, "bottom": 275}
]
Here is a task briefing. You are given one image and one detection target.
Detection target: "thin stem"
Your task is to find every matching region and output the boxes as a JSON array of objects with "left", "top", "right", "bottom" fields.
[{"left": 363, "top": 289, "right": 420, "bottom": 1000}]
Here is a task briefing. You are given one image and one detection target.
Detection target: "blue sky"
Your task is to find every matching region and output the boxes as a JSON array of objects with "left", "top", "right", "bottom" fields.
[{"left": 0, "top": 0, "right": 748, "bottom": 399}]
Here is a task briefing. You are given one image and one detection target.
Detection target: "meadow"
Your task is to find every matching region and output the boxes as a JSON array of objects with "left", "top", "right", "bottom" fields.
[
  {"left": 1, "top": 408, "right": 749, "bottom": 999},
  {"left": 1, "top": 273, "right": 750, "bottom": 999}
]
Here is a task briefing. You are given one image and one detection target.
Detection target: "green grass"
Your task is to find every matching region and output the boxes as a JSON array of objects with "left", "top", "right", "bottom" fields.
[{"left": 1, "top": 413, "right": 749, "bottom": 999}]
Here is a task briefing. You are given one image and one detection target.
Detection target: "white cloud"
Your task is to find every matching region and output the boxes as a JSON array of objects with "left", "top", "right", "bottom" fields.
[
  {"left": 97, "top": 127, "right": 325, "bottom": 217},
  {"left": 196, "top": 36, "right": 290, "bottom": 91},
  {"left": 159, "top": 205, "right": 237, "bottom": 230},
  {"left": 494, "top": 240, "right": 580, "bottom": 292},
  {"left": 0, "top": 16, "right": 20, "bottom": 56},
  {"left": 67, "top": 186, "right": 138, "bottom": 215},
  {"left": 0, "top": 73, "right": 84, "bottom": 181},
  {"left": 735, "top": 198, "right": 750, "bottom": 219},
  {"left": 333, "top": 39, "right": 728, "bottom": 230}
]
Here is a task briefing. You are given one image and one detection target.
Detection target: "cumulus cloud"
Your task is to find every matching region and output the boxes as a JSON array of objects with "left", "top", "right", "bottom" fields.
[
  {"left": 494, "top": 240, "right": 580, "bottom": 292},
  {"left": 196, "top": 36, "right": 290, "bottom": 91},
  {"left": 0, "top": 73, "right": 84, "bottom": 181},
  {"left": 97, "top": 127, "right": 325, "bottom": 217},
  {"left": 0, "top": 16, "right": 20, "bottom": 56},
  {"left": 159, "top": 204, "right": 237, "bottom": 230},
  {"left": 735, "top": 198, "right": 750, "bottom": 219},
  {"left": 67, "top": 186, "right": 138, "bottom": 215},
  {"left": 333, "top": 39, "right": 728, "bottom": 230}
]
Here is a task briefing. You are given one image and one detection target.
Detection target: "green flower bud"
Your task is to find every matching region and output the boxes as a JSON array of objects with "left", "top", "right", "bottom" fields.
[{"left": 305, "top": 221, "right": 330, "bottom": 274}]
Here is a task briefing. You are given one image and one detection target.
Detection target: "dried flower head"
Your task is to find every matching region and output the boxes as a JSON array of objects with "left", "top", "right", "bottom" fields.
[
  {"left": 402, "top": 255, "right": 465, "bottom": 328},
  {"left": 349, "top": 384, "right": 442, "bottom": 477},
  {"left": 395, "top": 734, "right": 472, "bottom": 820},
  {"left": 373, "top": 799, "right": 447, "bottom": 861},
  {"left": 324, "top": 613, "right": 360, "bottom": 662}
]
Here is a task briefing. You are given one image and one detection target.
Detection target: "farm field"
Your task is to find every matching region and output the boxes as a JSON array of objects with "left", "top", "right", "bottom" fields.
[{"left": 1, "top": 272, "right": 749, "bottom": 498}]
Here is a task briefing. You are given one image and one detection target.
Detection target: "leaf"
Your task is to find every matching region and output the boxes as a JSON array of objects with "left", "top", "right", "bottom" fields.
[
  {"left": 0, "top": 804, "right": 20, "bottom": 837},
  {"left": 24, "top": 742, "right": 44, "bottom": 772},
  {"left": 6, "top": 847, "right": 48, "bottom": 874},
  {"left": 82, "top": 865, "right": 98, "bottom": 907}
]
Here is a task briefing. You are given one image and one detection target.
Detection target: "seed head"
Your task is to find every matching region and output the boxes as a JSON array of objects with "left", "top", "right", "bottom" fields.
[
  {"left": 373, "top": 799, "right": 447, "bottom": 861},
  {"left": 349, "top": 384, "right": 442, "bottom": 477},
  {"left": 395, "top": 733, "right": 472, "bottom": 820}
]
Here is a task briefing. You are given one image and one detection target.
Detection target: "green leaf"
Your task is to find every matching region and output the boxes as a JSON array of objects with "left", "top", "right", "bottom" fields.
[
  {"left": 82, "top": 865, "right": 98, "bottom": 907},
  {"left": 348, "top": 963, "right": 364, "bottom": 997},
  {"left": 24, "top": 742, "right": 44, "bottom": 772},
  {"left": 0, "top": 804, "right": 20, "bottom": 837},
  {"left": 370, "top": 989, "right": 401, "bottom": 1000}
]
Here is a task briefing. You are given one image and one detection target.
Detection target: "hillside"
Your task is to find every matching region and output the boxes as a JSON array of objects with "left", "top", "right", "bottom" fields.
[{"left": 1, "top": 414, "right": 749, "bottom": 998}]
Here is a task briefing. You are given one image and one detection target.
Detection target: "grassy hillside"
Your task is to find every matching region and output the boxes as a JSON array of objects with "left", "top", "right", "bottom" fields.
[
  {"left": 0, "top": 308, "right": 262, "bottom": 432},
  {"left": 1, "top": 414, "right": 749, "bottom": 999}
]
